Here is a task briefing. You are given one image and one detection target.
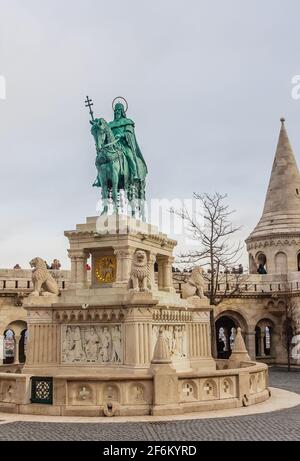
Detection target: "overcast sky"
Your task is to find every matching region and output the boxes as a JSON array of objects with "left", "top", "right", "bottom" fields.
[{"left": 1, "top": 0, "right": 300, "bottom": 268}]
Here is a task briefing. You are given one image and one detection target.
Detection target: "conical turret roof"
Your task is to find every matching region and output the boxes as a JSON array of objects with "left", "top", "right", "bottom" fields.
[{"left": 247, "top": 118, "right": 300, "bottom": 240}]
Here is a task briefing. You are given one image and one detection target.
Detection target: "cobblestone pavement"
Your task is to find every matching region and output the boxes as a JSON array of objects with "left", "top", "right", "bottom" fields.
[{"left": 0, "top": 367, "right": 299, "bottom": 441}]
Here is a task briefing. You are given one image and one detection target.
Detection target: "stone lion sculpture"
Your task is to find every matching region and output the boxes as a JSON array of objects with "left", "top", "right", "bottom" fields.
[
  {"left": 181, "top": 266, "right": 206, "bottom": 299},
  {"left": 29, "top": 257, "right": 60, "bottom": 296},
  {"left": 128, "top": 250, "right": 151, "bottom": 292}
]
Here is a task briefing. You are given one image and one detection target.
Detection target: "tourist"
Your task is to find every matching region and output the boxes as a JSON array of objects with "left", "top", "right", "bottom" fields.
[
  {"left": 51, "top": 259, "right": 61, "bottom": 270},
  {"left": 44, "top": 261, "right": 51, "bottom": 269},
  {"left": 13, "top": 264, "right": 21, "bottom": 270},
  {"left": 257, "top": 263, "right": 267, "bottom": 275}
]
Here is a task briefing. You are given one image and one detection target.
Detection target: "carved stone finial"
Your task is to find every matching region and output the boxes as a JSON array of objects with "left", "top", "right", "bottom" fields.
[
  {"left": 151, "top": 328, "right": 171, "bottom": 364},
  {"left": 231, "top": 328, "right": 248, "bottom": 354},
  {"left": 280, "top": 117, "right": 286, "bottom": 124},
  {"left": 229, "top": 327, "right": 250, "bottom": 366}
]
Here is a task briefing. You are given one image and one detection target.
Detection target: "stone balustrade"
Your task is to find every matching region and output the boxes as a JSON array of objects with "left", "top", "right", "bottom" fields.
[
  {"left": 0, "top": 361, "right": 269, "bottom": 416},
  {"left": 0, "top": 269, "right": 82, "bottom": 292},
  {"left": 1, "top": 268, "right": 300, "bottom": 296}
]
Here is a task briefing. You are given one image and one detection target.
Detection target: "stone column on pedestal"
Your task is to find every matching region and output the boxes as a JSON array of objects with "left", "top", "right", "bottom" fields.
[
  {"left": 150, "top": 329, "right": 180, "bottom": 416},
  {"left": 260, "top": 332, "right": 265, "bottom": 357},
  {"left": 76, "top": 252, "right": 89, "bottom": 287},
  {"left": 122, "top": 249, "right": 135, "bottom": 282},
  {"left": 68, "top": 250, "right": 89, "bottom": 288},
  {"left": 0, "top": 335, "right": 3, "bottom": 364},
  {"left": 114, "top": 248, "right": 135, "bottom": 285},
  {"left": 114, "top": 249, "right": 123, "bottom": 283},
  {"left": 68, "top": 250, "right": 78, "bottom": 286},
  {"left": 163, "top": 256, "right": 176, "bottom": 292},
  {"left": 156, "top": 256, "right": 175, "bottom": 292},
  {"left": 14, "top": 335, "right": 20, "bottom": 365},
  {"left": 157, "top": 258, "right": 164, "bottom": 290},
  {"left": 270, "top": 329, "right": 278, "bottom": 358},
  {"left": 148, "top": 253, "right": 158, "bottom": 290}
]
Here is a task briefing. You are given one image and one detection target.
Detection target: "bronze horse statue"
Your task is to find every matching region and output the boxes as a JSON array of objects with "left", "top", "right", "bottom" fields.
[{"left": 91, "top": 118, "right": 146, "bottom": 219}]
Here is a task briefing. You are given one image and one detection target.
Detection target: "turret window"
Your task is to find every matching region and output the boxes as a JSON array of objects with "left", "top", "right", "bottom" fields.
[
  {"left": 297, "top": 252, "right": 300, "bottom": 271},
  {"left": 256, "top": 253, "right": 267, "bottom": 274},
  {"left": 275, "top": 252, "right": 287, "bottom": 274}
]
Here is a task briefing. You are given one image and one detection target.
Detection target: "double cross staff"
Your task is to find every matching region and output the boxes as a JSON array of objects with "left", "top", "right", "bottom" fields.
[{"left": 85, "top": 95, "right": 94, "bottom": 121}]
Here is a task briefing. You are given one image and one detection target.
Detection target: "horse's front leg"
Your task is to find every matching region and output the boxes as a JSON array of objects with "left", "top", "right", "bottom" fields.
[
  {"left": 100, "top": 169, "right": 109, "bottom": 216},
  {"left": 111, "top": 166, "right": 120, "bottom": 214}
]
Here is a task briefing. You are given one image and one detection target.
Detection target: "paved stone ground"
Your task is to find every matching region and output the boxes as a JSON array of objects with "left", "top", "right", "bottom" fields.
[{"left": 0, "top": 367, "right": 299, "bottom": 441}]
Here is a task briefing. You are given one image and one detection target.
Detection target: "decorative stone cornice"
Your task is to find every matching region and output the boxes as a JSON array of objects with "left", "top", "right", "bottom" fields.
[
  {"left": 65, "top": 229, "right": 177, "bottom": 249},
  {"left": 153, "top": 308, "right": 192, "bottom": 322},
  {"left": 246, "top": 233, "right": 300, "bottom": 251},
  {"left": 54, "top": 307, "right": 126, "bottom": 323}
]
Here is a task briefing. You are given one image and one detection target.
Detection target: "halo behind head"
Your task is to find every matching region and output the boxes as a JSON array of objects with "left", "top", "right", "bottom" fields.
[{"left": 112, "top": 96, "right": 128, "bottom": 113}]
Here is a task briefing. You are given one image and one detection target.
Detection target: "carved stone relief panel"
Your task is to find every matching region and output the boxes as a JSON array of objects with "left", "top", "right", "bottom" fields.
[
  {"left": 61, "top": 324, "right": 122, "bottom": 364},
  {"left": 152, "top": 324, "right": 187, "bottom": 359},
  {"left": 0, "top": 380, "right": 16, "bottom": 403}
]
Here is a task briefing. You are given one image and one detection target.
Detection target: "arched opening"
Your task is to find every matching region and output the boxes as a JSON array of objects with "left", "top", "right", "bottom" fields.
[
  {"left": 256, "top": 252, "right": 267, "bottom": 274},
  {"left": 275, "top": 252, "right": 288, "bottom": 274},
  {"left": 297, "top": 252, "right": 300, "bottom": 271},
  {"left": 3, "top": 320, "right": 28, "bottom": 365},
  {"left": 255, "top": 319, "right": 274, "bottom": 358},
  {"left": 215, "top": 317, "right": 238, "bottom": 359},
  {"left": 3, "top": 329, "right": 15, "bottom": 364},
  {"left": 255, "top": 326, "right": 260, "bottom": 357}
]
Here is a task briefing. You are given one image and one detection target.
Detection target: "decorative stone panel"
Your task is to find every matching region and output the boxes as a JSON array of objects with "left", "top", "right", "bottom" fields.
[
  {"left": 61, "top": 324, "right": 123, "bottom": 365},
  {"left": 152, "top": 324, "right": 187, "bottom": 359},
  {"left": 200, "top": 378, "right": 219, "bottom": 400},
  {"left": 180, "top": 380, "right": 198, "bottom": 401},
  {"left": 67, "top": 382, "right": 97, "bottom": 406},
  {"left": 219, "top": 376, "right": 237, "bottom": 399}
]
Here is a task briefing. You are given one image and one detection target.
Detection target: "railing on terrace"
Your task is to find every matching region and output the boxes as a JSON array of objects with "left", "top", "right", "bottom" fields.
[
  {"left": 0, "top": 279, "right": 68, "bottom": 291},
  {"left": 172, "top": 272, "right": 300, "bottom": 295},
  {"left": 1, "top": 269, "right": 300, "bottom": 295},
  {"left": 0, "top": 269, "right": 71, "bottom": 292}
]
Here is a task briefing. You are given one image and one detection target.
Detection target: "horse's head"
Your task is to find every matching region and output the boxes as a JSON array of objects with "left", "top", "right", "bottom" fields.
[
  {"left": 91, "top": 118, "right": 114, "bottom": 151},
  {"left": 91, "top": 118, "right": 107, "bottom": 149}
]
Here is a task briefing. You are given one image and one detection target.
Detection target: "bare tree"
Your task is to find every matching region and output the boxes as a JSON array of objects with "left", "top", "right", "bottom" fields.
[
  {"left": 276, "top": 285, "right": 298, "bottom": 371},
  {"left": 171, "top": 192, "right": 246, "bottom": 306}
]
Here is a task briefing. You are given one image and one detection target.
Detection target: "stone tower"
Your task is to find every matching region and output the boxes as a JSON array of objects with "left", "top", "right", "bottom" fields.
[{"left": 246, "top": 118, "right": 300, "bottom": 274}]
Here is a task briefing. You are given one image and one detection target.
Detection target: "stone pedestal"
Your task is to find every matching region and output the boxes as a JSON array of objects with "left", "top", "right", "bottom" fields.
[
  {"left": 63, "top": 216, "right": 177, "bottom": 301},
  {"left": 1, "top": 215, "right": 269, "bottom": 416},
  {"left": 14, "top": 336, "right": 20, "bottom": 365},
  {"left": 22, "top": 290, "right": 215, "bottom": 376}
]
